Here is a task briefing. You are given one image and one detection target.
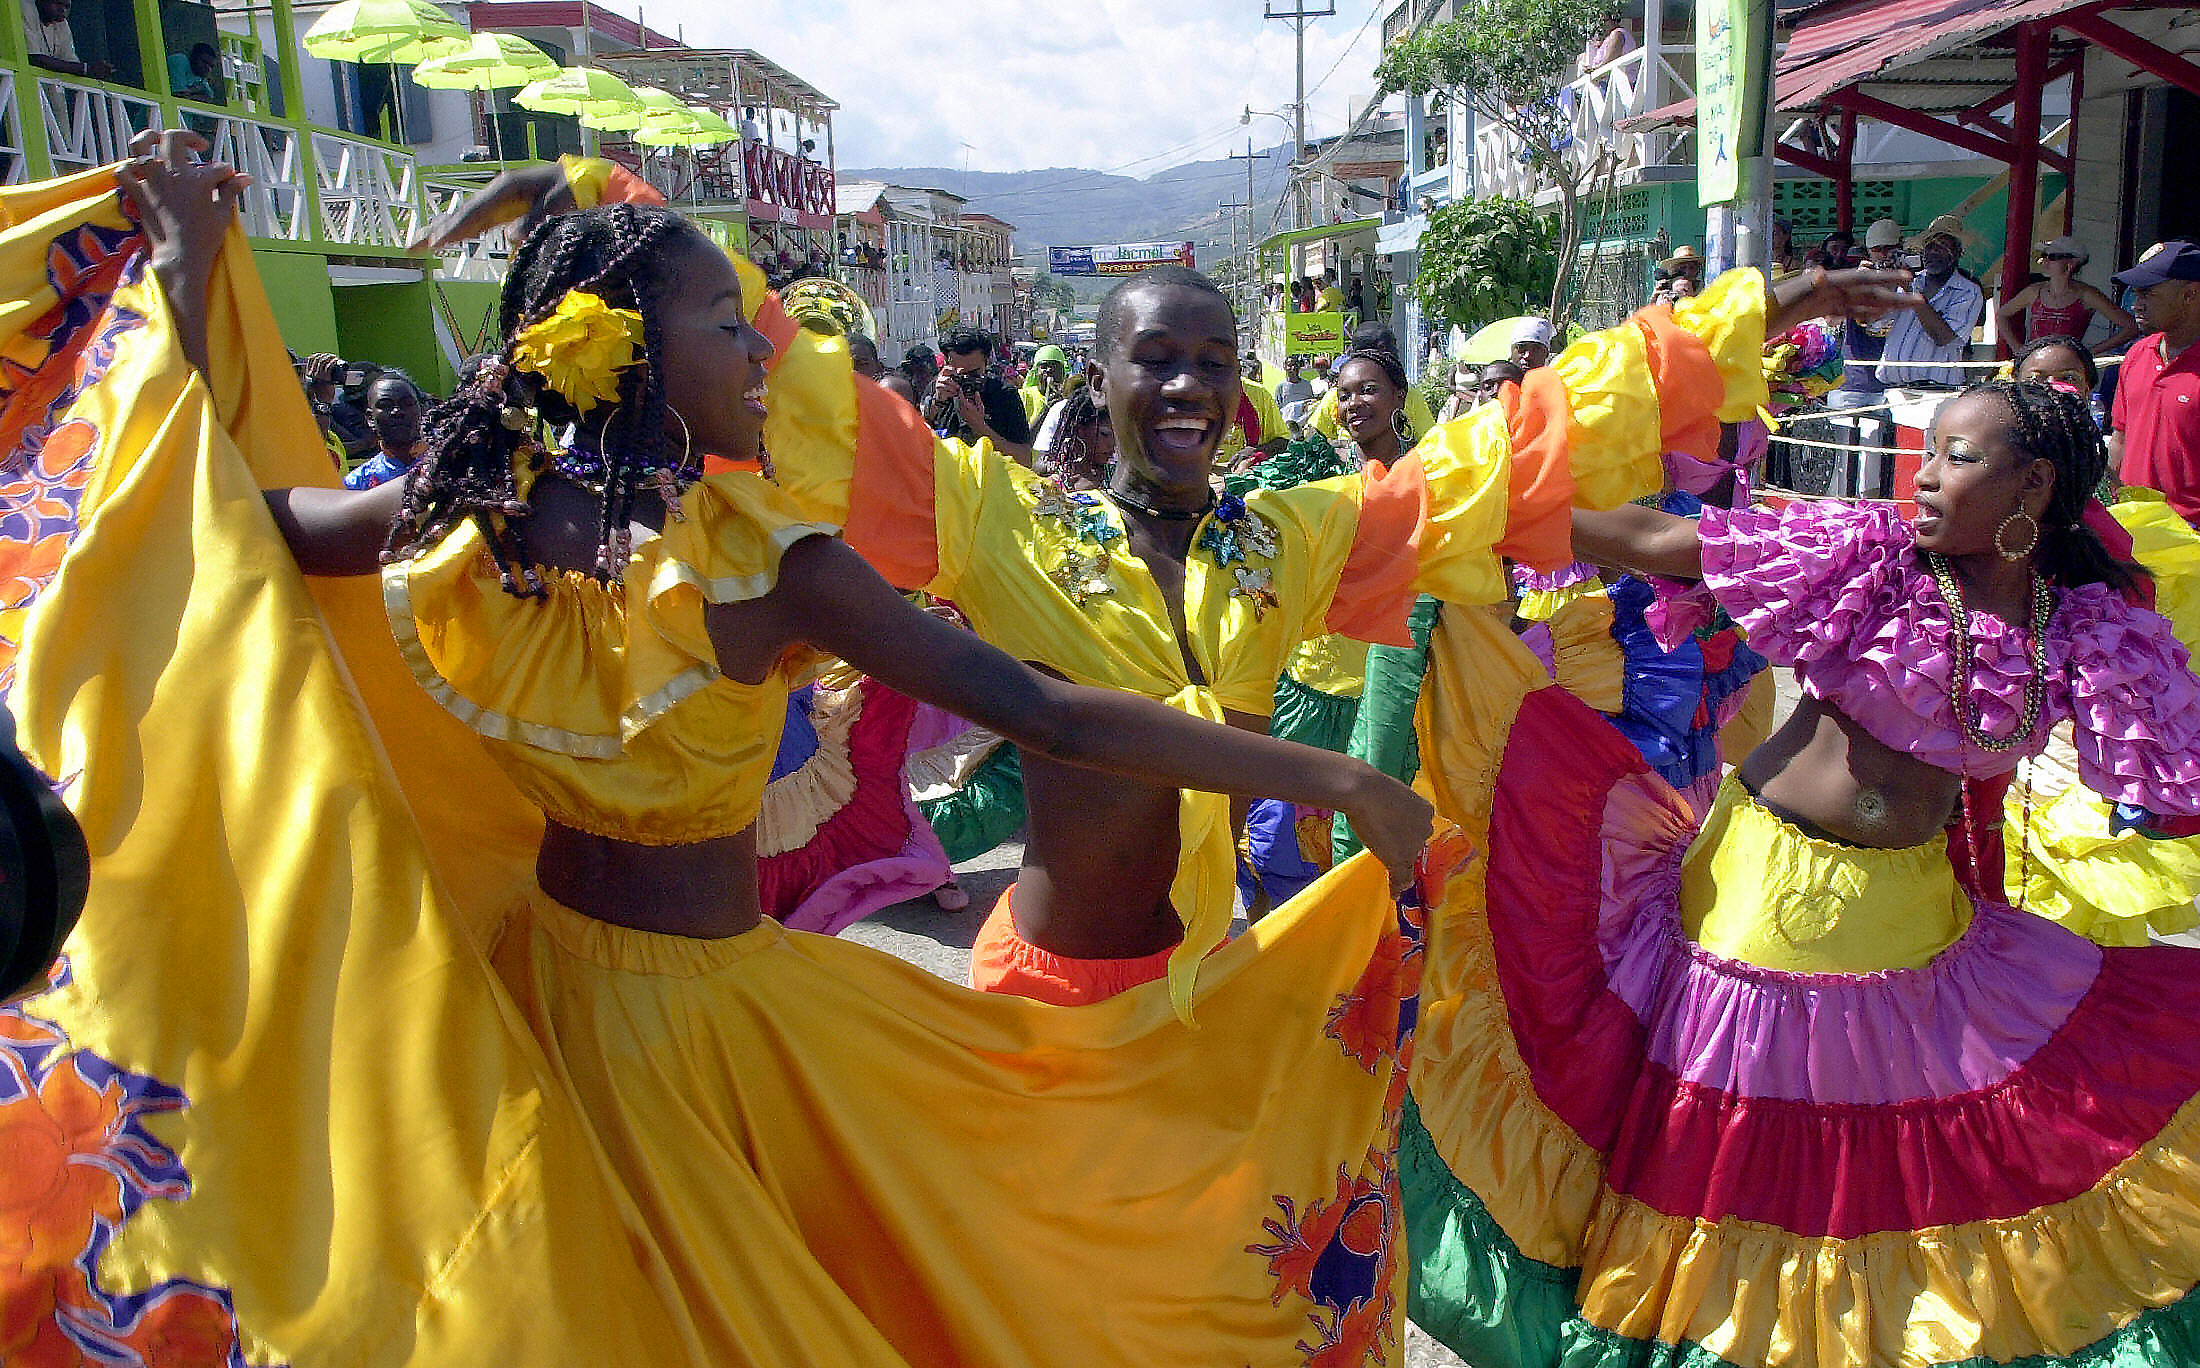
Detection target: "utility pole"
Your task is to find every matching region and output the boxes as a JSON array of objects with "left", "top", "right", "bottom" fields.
[
  {"left": 1227, "top": 139, "right": 1264, "bottom": 328},
  {"left": 1221, "top": 197, "right": 1251, "bottom": 329},
  {"left": 1264, "top": 0, "right": 1332, "bottom": 233}
]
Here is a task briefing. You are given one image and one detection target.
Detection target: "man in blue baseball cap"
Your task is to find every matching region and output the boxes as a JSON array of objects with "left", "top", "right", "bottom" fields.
[{"left": 2110, "top": 241, "right": 2200, "bottom": 522}]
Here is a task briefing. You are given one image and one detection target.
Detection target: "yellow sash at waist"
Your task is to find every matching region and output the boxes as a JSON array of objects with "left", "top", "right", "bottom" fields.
[{"left": 1680, "top": 776, "right": 1972, "bottom": 972}]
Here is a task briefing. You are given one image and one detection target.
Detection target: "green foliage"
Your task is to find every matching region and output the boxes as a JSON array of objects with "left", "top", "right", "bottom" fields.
[{"left": 1411, "top": 197, "right": 1559, "bottom": 333}]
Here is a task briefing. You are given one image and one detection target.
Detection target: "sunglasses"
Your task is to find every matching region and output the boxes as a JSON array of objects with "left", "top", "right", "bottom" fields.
[{"left": 2041, "top": 252, "right": 2079, "bottom": 261}]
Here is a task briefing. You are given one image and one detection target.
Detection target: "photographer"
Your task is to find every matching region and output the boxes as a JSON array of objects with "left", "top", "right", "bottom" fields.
[{"left": 927, "top": 327, "right": 1033, "bottom": 462}]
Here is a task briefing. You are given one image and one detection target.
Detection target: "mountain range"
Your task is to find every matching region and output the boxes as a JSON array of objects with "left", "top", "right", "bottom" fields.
[{"left": 845, "top": 138, "right": 1296, "bottom": 282}]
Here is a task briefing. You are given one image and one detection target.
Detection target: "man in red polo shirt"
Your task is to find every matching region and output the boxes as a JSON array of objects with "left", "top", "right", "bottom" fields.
[{"left": 2111, "top": 240, "right": 2200, "bottom": 522}]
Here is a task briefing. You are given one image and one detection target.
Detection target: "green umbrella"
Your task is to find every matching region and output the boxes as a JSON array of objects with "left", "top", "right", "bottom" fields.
[
  {"left": 513, "top": 67, "right": 645, "bottom": 121},
  {"left": 632, "top": 106, "right": 738, "bottom": 148},
  {"left": 301, "top": 0, "right": 468, "bottom": 65},
  {"left": 410, "top": 31, "right": 556, "bottom": 89},
  {"left": 582, "top": 84, "right": 688, "bottom": 133}
]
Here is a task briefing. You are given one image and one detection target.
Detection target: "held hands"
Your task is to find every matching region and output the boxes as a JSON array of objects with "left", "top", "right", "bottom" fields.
[
  {"left": 1766, "top": 265, "right": 1913, "bottom": 337},
  {"left": 115, "top": 130, "right": 253, "bottom": 283},
  {"left": 1342, "top": 763, "right": 1436, "bottom": 894}
]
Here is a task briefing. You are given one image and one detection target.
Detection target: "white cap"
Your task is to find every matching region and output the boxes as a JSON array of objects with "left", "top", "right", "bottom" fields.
[
  {"left": 1864, "top": 218, "right": 1903, "bottom": 249},
  {"left": 1511, "top": 317, "right": 1554, "bottom": 347},
  {"left": 2038, "top": 235, "right": 2088, "bottom": 264}
]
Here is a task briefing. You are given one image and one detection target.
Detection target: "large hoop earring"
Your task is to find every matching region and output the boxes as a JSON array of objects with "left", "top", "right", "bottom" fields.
[
  {"left": 1392, "top": 409, "right": 1411, "bottom": 443},
  {"left": 1996, "top": 508, "right": 2041, "bottom": 561},
  {"left": 665, "top": 403, "right": 695, "bottom": 477}
]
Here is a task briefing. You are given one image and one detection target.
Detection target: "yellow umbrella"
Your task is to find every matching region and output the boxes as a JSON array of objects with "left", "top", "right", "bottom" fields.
[
  {"left": 301, "top": 0, "right": 468, "bottom": 65},
  {"left": 513, "top": 67, "right": 645, "bottom": 121},
  {"left": 582, "top": 84, "right": 688, "bottom": 133},
  {"left": 633, "top": 107, "right": 739, "bottom": 148},
  {"left": 410, "top": 31, "right": 556, "bottom": 89}
]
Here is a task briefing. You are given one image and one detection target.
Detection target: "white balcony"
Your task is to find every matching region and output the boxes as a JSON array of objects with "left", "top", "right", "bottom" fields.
[
  {"left": 423, "top": 177, "right": 510, "bottom": 283},
  {"left": 312, "top": 132, "right": 422, "bottom": 250},
  {"left": 1471, "top": 46, "right": 1696, "bottom": 203},
  {"left": 34, "top": 75, "right": 162, "bottom": 176}
]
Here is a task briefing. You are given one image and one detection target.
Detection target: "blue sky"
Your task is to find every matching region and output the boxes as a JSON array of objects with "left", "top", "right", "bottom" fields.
[{"left": 637, "top": 0, "right": 1390, "bottom": 172}]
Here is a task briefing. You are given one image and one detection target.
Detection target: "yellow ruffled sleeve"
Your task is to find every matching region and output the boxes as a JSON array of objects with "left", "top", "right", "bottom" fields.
[{"left": 1325, "top": 269, "right": 1773, "bottom": 633}]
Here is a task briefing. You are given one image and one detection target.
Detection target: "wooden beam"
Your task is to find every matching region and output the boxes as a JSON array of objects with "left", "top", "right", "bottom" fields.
[
  {"left": 1825, "top": 87, "right": 2020, "bottom": 162},
  {"left": 1774, "top": 140, "right": 1843, "bottom": 179},
  {"left": 2058, "top": 10, "right": 2200, "bottom": 98}
]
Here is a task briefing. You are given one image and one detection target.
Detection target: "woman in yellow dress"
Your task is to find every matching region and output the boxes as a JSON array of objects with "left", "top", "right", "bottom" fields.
[{"left": 0, "top": 136, "right": 1447, "bottom": 1367}]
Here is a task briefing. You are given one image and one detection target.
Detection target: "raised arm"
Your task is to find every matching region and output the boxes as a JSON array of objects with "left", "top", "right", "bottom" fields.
[
  {"left": 747, "top": 534, "right": 1434, "bottom": 889},
  {"left": 408, "top": 163, "right": 570, "bottom": 251},
  {"left": 262, "top": 481, "right": 407, "bottom": 576}
]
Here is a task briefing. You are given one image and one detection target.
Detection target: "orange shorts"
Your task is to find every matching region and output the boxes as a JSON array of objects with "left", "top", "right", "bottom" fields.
[{"left": 967, "top": 885, "right": 1175, "bottom": 1006}]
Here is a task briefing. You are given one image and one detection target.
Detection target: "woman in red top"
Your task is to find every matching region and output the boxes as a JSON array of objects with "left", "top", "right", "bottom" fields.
[{"left": 1997, "top": 235, "right": 2140, "bottom": 351}]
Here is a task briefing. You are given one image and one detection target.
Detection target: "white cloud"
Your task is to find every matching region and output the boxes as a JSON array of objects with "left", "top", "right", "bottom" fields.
[{"left": 630, "top": 0, "right": 1393, "bottom": 172}]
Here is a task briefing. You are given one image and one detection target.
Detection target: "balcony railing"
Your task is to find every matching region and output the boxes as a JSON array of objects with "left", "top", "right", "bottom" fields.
[
  {"left": 1471, "top": 46, "right": 1695, "bottom": 202},
  {"left": 312, "top": 132, "right": 423, "bottom": 250},
  {"left": 742, "top": 144, "right": 833, "bottom": 226},
  {"left": 35, "top": 75, "right": 161, "bottom": 175},
  {"left": 202, "top": 110, "right": 308, "bottom": 241},
  {"left": 424, "top": 176, "right": 511, "bottom": 283}
]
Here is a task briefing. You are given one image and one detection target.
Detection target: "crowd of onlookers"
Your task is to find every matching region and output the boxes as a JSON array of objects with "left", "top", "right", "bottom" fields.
[{"left": 294, "top": 352, "right": 430, "bottom": 491}]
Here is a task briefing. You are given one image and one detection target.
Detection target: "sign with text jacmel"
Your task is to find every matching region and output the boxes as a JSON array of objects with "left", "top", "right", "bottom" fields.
[{"left": 1048, "top": 241, "right": 1198, "bottom": 276}]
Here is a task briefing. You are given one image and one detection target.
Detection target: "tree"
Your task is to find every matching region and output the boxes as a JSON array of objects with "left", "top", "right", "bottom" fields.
[
  {"left": 1376, "top": 0, "right": 1616, "bottom": 330},
  {"left": 1411, "top": 197, "right": 1559, "bottom": 335}
]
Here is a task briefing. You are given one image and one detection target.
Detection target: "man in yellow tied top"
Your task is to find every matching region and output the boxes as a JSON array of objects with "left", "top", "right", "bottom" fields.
[{"left": 758, "top": 260, "right": 1779, "bottom": 1017}]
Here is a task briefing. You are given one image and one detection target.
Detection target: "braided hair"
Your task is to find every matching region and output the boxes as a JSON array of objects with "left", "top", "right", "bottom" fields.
[
  {"left": 1332, "top": 345, "right": 1415, "bottom": 446},
  {"left": 385, "top": 203, "right": 691, "bottom": 595},
  {"left": 1036, "top": 383, "right": 1111, "bottom": 490},
  {"left": 1964, "top": 376, "right": 2143, "bottom": 597}
]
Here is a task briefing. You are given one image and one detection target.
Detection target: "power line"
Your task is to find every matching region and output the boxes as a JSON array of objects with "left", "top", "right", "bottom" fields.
[{"left": 1301, "top": 0, "right": 1387, "bottom": 106}]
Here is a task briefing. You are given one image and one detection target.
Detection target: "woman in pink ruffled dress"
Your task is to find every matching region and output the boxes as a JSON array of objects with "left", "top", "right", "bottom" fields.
[{"left": 1405, "top": 373, "right": 2200, "bottom": 1366}]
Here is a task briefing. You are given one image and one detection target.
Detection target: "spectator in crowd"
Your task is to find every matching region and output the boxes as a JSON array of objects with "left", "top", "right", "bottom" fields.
[
  {"left": 1309, "top": 321, "right": 1436, "bottom": 440},
  {"left": 1996, "top": 236, "right": 2140, "bottom": 352},
  {"left": 1347, "top": 276, "right": 1367, "bottom": 321},
  {"left": 847, "top": 332, "right": 885, "bottom": 381},
  {"left": 301, "top": 351, "right": 375, "bottom": 458},
  {"left": 1021, "top": 343, "right": 1069, "bottom": 426},
  {"left": 878, "top": 370, "right": 921, "bottom": 407},
  {"left": 341, "top": 368, "right": 427, "bottom": 490},
  {"left": 1475, "top": 359, "right": 1525, "bottom": 408},
  {"left": 1653, "top": 245, "right": 1704, "bottom": 304},
  {"left": 1768, "top": 216, "right": 1799, "bottom": 278},
  {"left": 1877, "top": 215, "right": 1985, "bottom": 386},
  {"left": 23, "top": 0, "right": 110, "bottom": 76},
  {"left": 168, "top": 41, "right": 222, "bottom": 102},
  {"left": 1820, "top": 227, "right": 1856, "bottom": 270},
  {"left": 902, "top": 344, "right": 938, "bottom": 395},
  {"left": 1315, "top": 270, "right": 1345, "bottom": 313},
  {"left": 1827, "top": 217, "right": 1906, "bottom": 415},
  {"left": 1578, "top": 4, "right": 1635, "bottom": 76},
  {"left": 1435, "top": 358, "right": 1479, "bottom": 422},
  {"left": 2109, "top": 240, "right": 2200, "bottom": 521},
  {"left": 927, "top": 326, "right": 1032, "bottom": 458},
  {"left": 1510, "top": 316, "right": 1553, "bottom": 370},
  {"left": 740, "top": 106, "right": 763, "bottom": 144},
  {"left": 1308, "top": 354, "right": 1332, "bottom": 394},
  {"left": 1273, "top": 353, "right": 1316, "bottom": 416}
]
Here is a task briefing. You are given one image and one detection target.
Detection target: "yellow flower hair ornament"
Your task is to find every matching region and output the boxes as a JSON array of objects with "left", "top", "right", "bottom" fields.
[{"left": 509, "top": 288, "right": 644, "bottom": 414}]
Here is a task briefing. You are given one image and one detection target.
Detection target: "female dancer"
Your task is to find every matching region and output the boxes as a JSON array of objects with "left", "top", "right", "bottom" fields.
[
  {"left": 1238, "top": 346, "right": 1414, "bottom": 904},
  {"left": 2, "top": 137, "right": 1441, "bottom": 1366},
  {"left": 1406, "top": 367, "right": 2200, "bottom": 1365}
]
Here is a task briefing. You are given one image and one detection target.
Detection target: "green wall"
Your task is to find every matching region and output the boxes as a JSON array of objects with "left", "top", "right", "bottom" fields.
[
  {"left": 332, "top": 280, "right": 457, "bottom": 393},
  {"left": 254, "top": 249, "right": 340, "bottom": 357}
]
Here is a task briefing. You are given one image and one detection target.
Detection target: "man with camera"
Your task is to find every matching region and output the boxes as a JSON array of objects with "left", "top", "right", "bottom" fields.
[
  {"left": 1876, "top": 215, "right": 1983, "bottom": 387},
  {"left": 927, "top": 326, "right": 1033, "bottom": 462}
]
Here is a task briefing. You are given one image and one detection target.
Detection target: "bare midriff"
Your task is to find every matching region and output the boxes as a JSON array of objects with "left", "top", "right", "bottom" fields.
[{"left": 1736, "top": 693, "right": 1965, "bottom": 848}]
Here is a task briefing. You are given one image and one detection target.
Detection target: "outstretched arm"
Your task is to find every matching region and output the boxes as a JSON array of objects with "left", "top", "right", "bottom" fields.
[
  {"left": 749, "top": 535, "right": 1434, "bottom": 888},
  {"left": 1571, "top": 503, "right": 1704, "bottom": 581},
  {"left": 263, "top": 481, "right": 407, "bottom": 575}
]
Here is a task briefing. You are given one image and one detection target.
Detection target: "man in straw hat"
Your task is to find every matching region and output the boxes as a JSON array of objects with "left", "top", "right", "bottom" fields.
[
  {"left": 1876, "top": 213, "right": 1984, "bottom": 386},
  {"left": 1654, "top": 244, "right": 1704, "bottom": 303}
]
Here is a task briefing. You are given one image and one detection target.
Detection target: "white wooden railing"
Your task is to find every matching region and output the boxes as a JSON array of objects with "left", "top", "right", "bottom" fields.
[
  {"left": 311, "top": 132, "right": 422, "bottom": 249},
  {"left": 34, "top": 76, "right": 162, "bottom": 174},
  {"left": 423, "top": 177, "right": 509, "bottom": 282},
  {"left": 1472, "top": 46, "right": 1695, "bottom": 202},
  {"left": 0, "top": 72, "right": 24, "bottom": 185},
  {"left": 202, "top": 112, "right": 306, "bottom": 240}
]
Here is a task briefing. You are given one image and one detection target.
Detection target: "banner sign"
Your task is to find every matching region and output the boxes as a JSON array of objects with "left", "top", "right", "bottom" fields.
[
  {"left": 1284, "top": 311, "right": 1347, "bottom": 357},
  {"left": 1048, "top": 241, "right": 1197, "bottom": 276},
  {"left": 1697, "top": 0, "right": 1769, "bottom": 207}
]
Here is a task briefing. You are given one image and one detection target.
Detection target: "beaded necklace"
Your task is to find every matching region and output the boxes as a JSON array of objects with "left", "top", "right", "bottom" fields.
[
  {"left": 1925, "top": 551, "right": 2052, "bottom": 754},
  {"left": 1030, "top": 477, "right": 1282, "bottom": 618}
]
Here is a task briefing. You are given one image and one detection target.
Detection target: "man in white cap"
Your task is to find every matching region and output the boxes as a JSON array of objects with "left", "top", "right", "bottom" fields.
[
  {"left": 1817, "top": 218, "right": 1911, "bottom": 493},
  {"left": 1877, "top": 214, "right": 1984, "bottom": 386},
  {"left": 1510, "top": 316, "right": 1554, "bottom": 370}
]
